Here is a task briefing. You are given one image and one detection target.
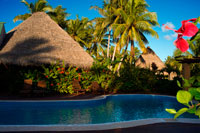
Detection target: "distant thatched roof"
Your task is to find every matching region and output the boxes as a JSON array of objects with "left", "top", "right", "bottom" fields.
[
  {"left": 0, "top": 12, "right": 93, "bottom": 68},
  {"left": 135, "top": 47, "right": 165, "bottom": 70}
]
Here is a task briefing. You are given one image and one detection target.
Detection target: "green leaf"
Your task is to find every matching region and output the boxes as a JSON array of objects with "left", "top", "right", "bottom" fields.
[
  {"left": 189, "top": 88, "right": 200, "bottom": 100},
  {"left": 195, "top": 108, "right": 200, "bottom": 116},
  {"left": 189, "top": 88, "right": 197, "bottom": 96},
  {"left": 196, "top": 88, "right": 200, "bottom": 93},
  {"left": 187, "top": 105, "right": 196, "bottom": 114},
  {"left": 182, "top": 78, "right": 191, "bottom": 88},
  {"left": 194, "top": 17, "right": 200, "bottom": 25},
  {"left": 174, "top": 108, "right": 189, "bottom": 119},
  {"left": 165, "top": 109, "right": 177, "bottom": 114},
  {"left": 176, "top": 90, "right": 192, "bottom": 105},
  {"left": 177, "top": 81, "right": 181, "bottom": 88},
  {"left": 52, "top": 76, "right": 57, "bottom": 79},
  {"left": 195, "top": 94, "right": 200, "bottom": 101},
  {"left": 189, "top": 76, "right": 196, "bottom": 84},
  {"left": 197, "top": 17, "right": 200, "bottom": 24},
  {"left": 196, "top": 76, "right": 200, "bottom": 82}
]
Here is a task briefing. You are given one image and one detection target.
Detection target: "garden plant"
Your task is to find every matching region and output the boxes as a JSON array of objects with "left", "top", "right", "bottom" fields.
[{"left": 166, "top": 76, "right": 200, "bottom": 119}]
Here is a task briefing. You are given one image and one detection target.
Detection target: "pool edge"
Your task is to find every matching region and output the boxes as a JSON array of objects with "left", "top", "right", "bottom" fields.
[
  {"left": 0, "top": 94, "right": 176, "bottom": 102},
  {"left": 0, "top": 118, "right": 199, "bottom": 132}
]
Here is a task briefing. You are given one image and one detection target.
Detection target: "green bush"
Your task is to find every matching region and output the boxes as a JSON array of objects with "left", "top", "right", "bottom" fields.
[
  {"left": 42, "top": 62, "right": 78, "bottom": 94},
  {"left": 114, "top": 64, "right": 157, "bottom": 93},
  {"left": 79, "top": 70, "right": 93, "bottom": 90},
  {"left": 154, "top": 77, "right": 182, "bottom": 95},
  {"left": 42, "top": 62, "right": 94, "bottom": 94},
  {"left": 90, "top": 59, "right": 115, "bottom": 92}
]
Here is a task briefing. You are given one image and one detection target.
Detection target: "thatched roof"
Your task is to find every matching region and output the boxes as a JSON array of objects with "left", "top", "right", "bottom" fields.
[
  {"left": 135, "top": 47, "right": 165, "bottom": 70},
  {"left": 0, "top": 12, "right": 93, "bottom": 68}
]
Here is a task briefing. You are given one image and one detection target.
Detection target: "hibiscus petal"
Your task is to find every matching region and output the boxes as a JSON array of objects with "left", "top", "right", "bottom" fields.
[
  {"left": 187, "top": 18, "right": 197, "bottom": 22},
  {"left": 181, "top": 18, "right": 197, "bottom": 25},
  {"left": 182, "top": 22, "right": 198, "bottom": 37},
  {"left": 174, "top": 38, "right": 189, "bottom": 52}
]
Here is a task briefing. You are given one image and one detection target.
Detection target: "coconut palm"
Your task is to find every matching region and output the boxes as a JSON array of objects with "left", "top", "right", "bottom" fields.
[
  {"left": 91, "top": 0, "right": 128, "bottom": 59},
  {"left": 88, "top": 22, "right": 108, "bottom": 58},
  {"left": 13, "top": 0, "right": 52, "bottom": 22},
  {"left": 47, "top": 5, "right": 70, "bottom": 29},
  {"left": 91, "top": 4, "right": 113, "bottom": 58},
  {"left": 113, "top": 0, "right": 159, "bottom": 61},
  {"left": 66, "top": 16, "right": 93, "bottom": 50}
]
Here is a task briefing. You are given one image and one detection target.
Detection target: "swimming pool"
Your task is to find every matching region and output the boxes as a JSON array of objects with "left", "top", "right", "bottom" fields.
[{"left": 0, "top": 94, "right": 197, "bottom": 125}]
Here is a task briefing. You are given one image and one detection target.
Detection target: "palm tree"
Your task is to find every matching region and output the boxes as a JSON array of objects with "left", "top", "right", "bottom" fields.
[
  {"left": 66, "top": 16, "right": 92, "bottom": 50},
  {"left": 91, "top": 4, "right": 112, "bottom": 58},
  {"left": 47, "top": 5, "right": 70, "bottom": 29},
  {"left": 88, "top": 21, "right": 108, "bottom": 58},
  {"left": 91, "top": 0, "right": 127, "bottom": 59},
  {"left": 13, "top": 0, "right": 52, "bottom": 22},
  {"left": 113, "top": 0, "right": 159, "bottom": 62}
]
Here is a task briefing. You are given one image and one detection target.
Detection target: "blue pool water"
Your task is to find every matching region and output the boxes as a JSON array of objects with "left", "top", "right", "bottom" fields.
[{"left": 0, "top": 95, "right": 197, "bottom": 125}]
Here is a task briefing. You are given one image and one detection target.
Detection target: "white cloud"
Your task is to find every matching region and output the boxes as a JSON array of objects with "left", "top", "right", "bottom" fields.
[
  {"left": 164, "top": 35, "right": 172, "bottom": 40},
  {"left": 164, "top": 33, "right": 177, "bottom": 40},
  {"left": 161, "top": 22, "right": 175, "bottom": 32}
]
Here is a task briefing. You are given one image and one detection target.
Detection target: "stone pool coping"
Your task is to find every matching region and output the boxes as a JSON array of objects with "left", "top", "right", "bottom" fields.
[
  {"left": 0, "top": 118, "right": 199, "bottom": 132},
  {"left": 0, "top": 94, "right": 199, "bottom": 132},
  {"left": 0, "top": 94, "right": 176, "bottom": 102}
]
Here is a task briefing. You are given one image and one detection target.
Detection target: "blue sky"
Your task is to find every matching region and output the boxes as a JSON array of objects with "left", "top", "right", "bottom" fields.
[{"left": 0, "top": 0, "right": 200, "bottom": 61}]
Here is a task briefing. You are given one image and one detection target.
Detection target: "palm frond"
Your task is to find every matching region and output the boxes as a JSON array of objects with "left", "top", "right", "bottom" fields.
[
  {"left": 13, "top": 13, "right": 31, "bottom": 22},
  {"left": 21, "top": 0, "right": 31, "bottom": 12}
]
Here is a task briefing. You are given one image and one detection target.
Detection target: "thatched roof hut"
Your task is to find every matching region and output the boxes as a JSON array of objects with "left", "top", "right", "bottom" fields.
[
  {"left": 0, "top": 12, "right": 93, "bottom": 69},
  {"left": 135, "top": 47, "right": 165, "bottom": 70}
]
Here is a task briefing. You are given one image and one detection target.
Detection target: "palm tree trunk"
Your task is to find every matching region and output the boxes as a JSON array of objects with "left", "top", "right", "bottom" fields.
[
  {"left": 116, "top": 44, "right": 128, "bottom": 74},
  {"left": 112, "top": 38, "right": 119, "bottom": 61},
  {"left": 97, "top": 44, "right": 100, "bottom": 58},
  {"left": 130, "top": 40, "right": 135, "bottom": 63},
  {"left": 107, "top": 28, "right": 111, "bottom": 58},
  {"left": 112, "top": 43, "right": 117, "bottom": 61},
  {"left": 109, "top": 42, "right": 117, "bottom": 70}
]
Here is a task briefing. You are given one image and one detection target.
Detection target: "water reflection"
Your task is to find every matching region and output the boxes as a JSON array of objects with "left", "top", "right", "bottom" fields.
[{"left": 0, "top": 95, "right": 197, "bottom": 125}]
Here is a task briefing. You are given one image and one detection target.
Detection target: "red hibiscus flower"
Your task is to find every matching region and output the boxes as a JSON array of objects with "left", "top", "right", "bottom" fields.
[
  {"left": 59, "top": 71, "right": 64, "bottom": 74},
  {"left": 164, "top": 18, "right": 198, "bottom": 52}
]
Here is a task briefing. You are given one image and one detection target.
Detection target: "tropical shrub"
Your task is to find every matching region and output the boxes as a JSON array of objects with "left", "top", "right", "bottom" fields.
[
  {"left": 42, "top": 62, "right": 94, "bottom": 94},
  {"left": 79, "top": 70, "right": 94, "bottom": 90},
  {"left": 154, "top": 77, "right": 182, "bottom": 95},
  {"left": 42, "top": 62, "right": 78, "bottom": 94},
  {"left": 166, "top": 76, "right": 200, "bottom": 119},
  {"left": 114, "top": 63, "right": 157, "bottom": 93},
  {"left": 90, "top": 59, "right": 115, "bottom": 92},
  {"left": 23, "top": 69, "right": 43, "bottom": 88}
]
